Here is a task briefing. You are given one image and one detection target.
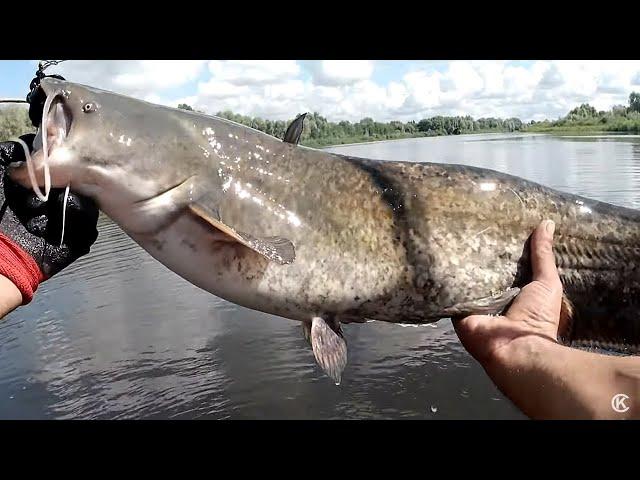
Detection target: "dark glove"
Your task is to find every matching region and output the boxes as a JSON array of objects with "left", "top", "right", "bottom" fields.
[{"left": 0, "top": 133, "right": 99, "bottom": 304}]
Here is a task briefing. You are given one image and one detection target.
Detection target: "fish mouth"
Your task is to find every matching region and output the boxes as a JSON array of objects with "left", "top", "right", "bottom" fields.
[
  {"left": 9, "top": 92, "right": 74, "bottom": 200},
  {"left": 34, "top": 93, "right": 73, "bottom": 157}
]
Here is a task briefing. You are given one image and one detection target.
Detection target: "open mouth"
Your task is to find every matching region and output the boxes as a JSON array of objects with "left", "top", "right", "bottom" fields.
[
  {"left": 14, "top": 92, "right": 73, "bottom": 201},
  {"left": 40, "top": 94, "right": 73, "bottom": 157}
]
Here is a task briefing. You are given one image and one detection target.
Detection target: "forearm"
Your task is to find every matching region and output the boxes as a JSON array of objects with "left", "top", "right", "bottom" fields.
[
  {"left": 0, "top": 274, "right": 23, "bottom": 318},
  {"left": 485, "top": 337, "right": 640, "bottom": 419}
]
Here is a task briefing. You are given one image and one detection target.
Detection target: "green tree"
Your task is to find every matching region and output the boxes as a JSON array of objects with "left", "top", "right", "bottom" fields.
[
  {"left": 0, "top": 107, "right": 33, "bottom": 141},
  {"left": 178, "top": 103, "right": 194, "bottom": 111},
  {"left": 629, "top": 92, "right": 640, "bottom": 113},
  {"left": 611, "top": 105, "right": 628, "bottom": 116},
  {"left": 204, "top": 107, "right": 534, "bottom": 147},
  {"left": 567, "top": 103, "right": 598, "bottom": 120}
]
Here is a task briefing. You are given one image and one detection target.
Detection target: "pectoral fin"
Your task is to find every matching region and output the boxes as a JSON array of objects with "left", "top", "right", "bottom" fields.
[
  {"left": 442, "top": 287, "right": 520, "bottom": 318},
  {"left": 133, "top": 175, "right": 296, "bottom": 265},
  {"left": 189, "top": 203, "right": 295, "bottom": 265}
]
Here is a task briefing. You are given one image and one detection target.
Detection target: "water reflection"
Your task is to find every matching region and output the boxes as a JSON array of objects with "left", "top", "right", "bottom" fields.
[{"left": 2, "top": 133, "right": 639, "bottom": 419}]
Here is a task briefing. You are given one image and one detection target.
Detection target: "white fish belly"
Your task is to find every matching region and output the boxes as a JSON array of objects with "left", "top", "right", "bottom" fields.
[{"left": 126, "top": 214, "right": 311, "bottom": 321}]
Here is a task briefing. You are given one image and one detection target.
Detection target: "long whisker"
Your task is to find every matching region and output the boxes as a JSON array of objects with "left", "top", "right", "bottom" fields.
[
  {"left": 14, "top": 138, "right": 49, "bottom": 201},
  {"left": 60, "top": 184, "right": 70, "bottom": 247},
  {"left": 40, "top": 93, "right": 58, "bottom": 200}
]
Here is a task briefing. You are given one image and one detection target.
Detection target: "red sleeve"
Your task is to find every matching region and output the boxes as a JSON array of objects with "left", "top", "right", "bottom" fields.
[{"left": 0, "top": 232, "right": 45, "bottom": 305}]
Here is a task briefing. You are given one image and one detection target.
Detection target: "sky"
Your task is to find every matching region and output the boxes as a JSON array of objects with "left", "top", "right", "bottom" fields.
[{"left": 2, "top": 60, "right": 640, "bottom": 123}]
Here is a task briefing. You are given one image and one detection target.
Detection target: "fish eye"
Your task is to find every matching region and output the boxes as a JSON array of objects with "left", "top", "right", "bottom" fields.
[{"left": 82, "top": 102, "right": 95, "bottom": 113}]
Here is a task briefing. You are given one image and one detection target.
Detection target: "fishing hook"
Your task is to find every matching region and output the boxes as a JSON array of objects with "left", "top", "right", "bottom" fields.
[{"left": 26, "top": 60, "right": 67, "bottom": 128}]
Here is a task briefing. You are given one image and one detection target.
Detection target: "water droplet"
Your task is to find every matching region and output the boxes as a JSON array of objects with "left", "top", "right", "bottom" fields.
[{"left": 430, "top": 405, "right": 437, "bottom": 413}]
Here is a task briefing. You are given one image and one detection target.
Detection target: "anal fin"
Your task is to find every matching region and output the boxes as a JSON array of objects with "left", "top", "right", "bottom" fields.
[
  {"left": 309, "top": 317, "right": 347, "bottom": 385},
  {"left": 442, "top": 287, "right": 521, "bottom": 318}
]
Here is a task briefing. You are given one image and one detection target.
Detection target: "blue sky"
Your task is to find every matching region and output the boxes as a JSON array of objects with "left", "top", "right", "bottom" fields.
[
  {"left": 0, "top": 60, "right": 40, "bottom": 98},
  {"left": 2, "top": 60, "right": 639, "bottom": 122}
]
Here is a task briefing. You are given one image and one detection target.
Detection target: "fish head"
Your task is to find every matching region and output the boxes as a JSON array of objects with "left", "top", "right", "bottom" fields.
[{"left": 9, "top": 77, "right": 179, "bottom": 203}]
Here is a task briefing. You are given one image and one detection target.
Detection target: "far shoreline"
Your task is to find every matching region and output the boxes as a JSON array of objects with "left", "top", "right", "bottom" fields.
[
  {"left": 320, "top": 131, "right": 519, "bottom": 149},
  {"left": 316, "top": 129, "right": 634, "bottom": 149}
]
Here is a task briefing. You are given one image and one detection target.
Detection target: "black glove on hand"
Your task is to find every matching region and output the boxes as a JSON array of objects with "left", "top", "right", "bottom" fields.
[{"left": 0, "top": 133, "right": 99, "bottom": 303}]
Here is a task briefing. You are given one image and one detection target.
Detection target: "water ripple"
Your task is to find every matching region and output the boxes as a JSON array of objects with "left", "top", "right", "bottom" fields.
[{"left": 3, "top": 133, "right": 636, "bottom": 419}]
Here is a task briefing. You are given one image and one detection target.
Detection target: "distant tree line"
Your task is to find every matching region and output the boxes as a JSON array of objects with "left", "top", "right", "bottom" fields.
[
  {"left": 528, "top": 92, "right": 640, "bottom": 133},
  {"left": 0, "top": 107, "right": 32, "bottom": 141},
  {"left": 205, "top": 109, "right": 524, "bottom": 148},
  {"left": 2, "top": 92, "right": 638, "bottom": 146}
]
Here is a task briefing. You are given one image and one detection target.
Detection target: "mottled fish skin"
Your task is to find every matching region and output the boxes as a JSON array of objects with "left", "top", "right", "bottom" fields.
[
  {"left": 339, "top": 159, "right": 640, "bottom": 352},
  {"left": 13, "top": 78, "right": 640, "bottom": 355}
]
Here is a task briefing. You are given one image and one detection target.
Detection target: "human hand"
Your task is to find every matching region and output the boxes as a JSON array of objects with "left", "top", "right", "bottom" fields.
[
  {"left": 453, "top": 220, "right": 640, "bottom": 420},
  {"left": 453, "top": 219, "right": 563, "bottom": 367},
  {"left": 0, "top": 134, "right": 99, "bottom": 304}
]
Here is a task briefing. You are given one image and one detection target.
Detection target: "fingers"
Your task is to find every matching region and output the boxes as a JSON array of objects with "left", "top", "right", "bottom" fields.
[
  {"left": 18, "top": 134, "right": 36, "bottom": 150},
  {"left": 6, "top": 163, "right": 30, "bottom": 186},
  {"left": 45, "top": 190, "right": 99, "bottom": 250},
  {"left": 452, "top": 314, "right": 496, "bottom": 363},
  {"left": 0, "top": 141, "right": 23, "bottom": 166},
  {"left": 0, "top": 134, "right": 37, "bottom": 169},
  {"left": 454, "top": 220, "right": 565, "bottom": 361},
  {"left": 531, "top": 220, "right": 562, "bottom": 291},
  {"left": 502, "top": 220, "right": 564, "bottom": 339},
  {"left": 452, "top": 314, "right": 482, "bottom": 335}
]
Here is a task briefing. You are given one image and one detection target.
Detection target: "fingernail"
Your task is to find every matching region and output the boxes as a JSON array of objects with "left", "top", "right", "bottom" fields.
[{"left": 545, "top": 220, "right": 555, "bottom": 236}]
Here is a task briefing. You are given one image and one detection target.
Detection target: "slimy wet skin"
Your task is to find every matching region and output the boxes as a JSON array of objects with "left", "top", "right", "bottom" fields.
[{"left": 10, "top": 77, "right": 640, "bottom": 383}]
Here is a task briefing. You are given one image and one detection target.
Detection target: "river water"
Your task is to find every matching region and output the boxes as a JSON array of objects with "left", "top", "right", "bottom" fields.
[{"left": 1, "top": 132, "right": 639, "bottom": 419}]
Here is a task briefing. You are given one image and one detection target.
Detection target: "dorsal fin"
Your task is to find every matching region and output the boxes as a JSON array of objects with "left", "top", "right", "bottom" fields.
[{"left": 283, "top": 113, "right": 307, "bottom": 145}]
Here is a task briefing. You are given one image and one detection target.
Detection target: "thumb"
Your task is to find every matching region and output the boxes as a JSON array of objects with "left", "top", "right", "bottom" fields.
[
  {"left": 531, "top": 220, "right": 562, "bottom": 292},
  {"left": 504, "top": 219, "right": 564, "bottom": 335}
]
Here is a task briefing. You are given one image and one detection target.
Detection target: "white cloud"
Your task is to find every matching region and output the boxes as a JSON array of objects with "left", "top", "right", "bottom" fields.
[
  {"left": 51, "top": 60, "right": 206, "bottom": 97},
  {"left": 43, "top": 60, "right": 640, "bottom": 123},
  {"left": 393, "top": 60, "right": 640, "bottom": 121},
  {"left": 198, "top": 80, "right": 250, "bottom": 98},
  {"left": 310, "top": 60, "right": 375, "bottom": 86},
  {"left": 475, "top": 61, "right": 507, "bottom": 97},
  {"left": 207, "top": 60, "right": 300, "bottom": 85},
  {"left": 263, "top": 80, "right": 306, "bottom": 100},
  {"left": 446, "top": 61, "right": 484, "bottom": 95},
  {"left": 402, "top": 71, "right": 441, "bottom": 111}
]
